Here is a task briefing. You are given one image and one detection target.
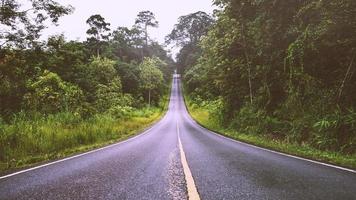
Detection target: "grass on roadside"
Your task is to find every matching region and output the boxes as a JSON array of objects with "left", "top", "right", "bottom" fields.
[
  {"left": 185, "top": 96, "right": 356, "bottom": 170},
  {"left": 0, "top": 108, "right": 164, "bottom": 173}
]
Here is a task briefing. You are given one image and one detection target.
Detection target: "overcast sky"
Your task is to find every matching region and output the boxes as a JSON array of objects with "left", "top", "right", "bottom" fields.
[{"left": 42, "top": 0, "right": 216, "bottom": 47}]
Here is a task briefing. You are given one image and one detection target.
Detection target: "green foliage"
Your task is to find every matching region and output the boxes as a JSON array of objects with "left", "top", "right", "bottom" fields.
[
  {"left": 0, "top": 108, "right": 163, "bottom": 171},
  {"left": 135, "top": 11, "right": 159, "bottom": 29},
  {"left": 46, "top": 35, "right": 88, "bottom": 81},
  {"left": 312, "top": 109, "right": 356, "bottom": 152},
  {"left": 94, "top": 78, "right": 123, "bottom": 112},
  {"left": 116, "top": 61, "right": 141, "bottom": 95},
  {"left": 0, "top": 9, "right": 171, "bottom": 118},
  {"left": 24, "top": 70, "right": 83, "bottom": 114},
  {"left": 87, "top": 57, "right": 118, "bottom": 85},
  {"left": 86, "top": 14, "right": 111, "bottom": 40},
  {"left": 135, "top": 11, "right": 158, "bottom": 46},
  {"left": 110, "top": 27, "right": 143, "bottom": 62},
  {"left": 0, "top": 0, "right": 73, "bottom": 48},
  {"left": 166, "top": 11, "right": 214, "bottom": 47},
  {"left": 0, "top": 6, "right": 172, "bottom": 171},
  {"left": 186, "top": 97, "right": 356, "bottom": 169},
  {"left": 182, "top": 0, "right": 356, "bottom": 155},
  {"left": 139, "top": 57, "right": 165, "bottom": 105},
  {"left": 165, "top": 11, "right": 214, "bottom": 74},
  {"left": 86, "top": 14, "right": 111, "bottom": 56},
  {"left": 139, "top": 57, "right": 164, "bottom": 90}
]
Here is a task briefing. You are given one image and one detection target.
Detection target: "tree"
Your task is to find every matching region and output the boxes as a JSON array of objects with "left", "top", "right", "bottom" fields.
[
  {"left": 86, "top": 14, "right": 111, "bottom": 56},
  {"left": 0, "top": 0, "right": 73, "bottom": 49},
  {"left": 111, "top": 26, "right": 132, "bottom": 59},
  {"left": 116, "top": 61, "right": 140, "bottom": 95},
  {"left": 144, "top": 41, "right": 174, "bottom": 81},
  {"left": 46, "top": 35, "right": 87, "bottom": 82},
  {"left": 24, "top": 70, "right": 83, "bottom": 114},
  {"left": 72, "top": 56, "right": 129, "bottom": 113},
  {"left": 135, "top": 11, "right": 158, "bottom": 46},
  {"left": 94, "top": 77, "right": 122, "bottom": 112},
  {"left": 166, "top": 11, "right": 214, "bottom": 47},
  {"left": 110, "top": 26, "right": 144, "bottom": 62},
  {"left": 139, "top": 57, "right": 164, "bottom": 107},
  {"left": 165, "top": 11, "right": 214, "bottom": 74}
]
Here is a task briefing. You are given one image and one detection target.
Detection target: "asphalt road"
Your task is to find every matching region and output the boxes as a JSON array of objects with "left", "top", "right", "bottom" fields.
[{"left": 1, "top": 77, "right": 356, "bottom": 200}]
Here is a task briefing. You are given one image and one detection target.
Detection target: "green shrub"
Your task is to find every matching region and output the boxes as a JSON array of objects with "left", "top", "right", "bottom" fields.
[
  {"left": 24, "top": 70, "right": 84, "bottom": 114},
  {"left": 312, "top": 108, "right": 356, "bottom": 152}
]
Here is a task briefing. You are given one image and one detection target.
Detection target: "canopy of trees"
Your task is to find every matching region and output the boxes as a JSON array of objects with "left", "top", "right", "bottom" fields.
[
  {"left": 166, "top": 11, "right": 214, "bottom": 74},
  {"left": 0, "top": 0, "right": 73, "bottom": 49},
  {"left": 182, "top": 0, "right": 356, "bottom": 154},
  {"left": 0, "top": 1, "right": 173, "bottom": 122}
]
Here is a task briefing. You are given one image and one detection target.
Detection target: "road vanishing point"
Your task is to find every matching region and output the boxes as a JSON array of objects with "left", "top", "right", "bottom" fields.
[{"left": 1, "top": 76, "right": 356, "bottom": 200}]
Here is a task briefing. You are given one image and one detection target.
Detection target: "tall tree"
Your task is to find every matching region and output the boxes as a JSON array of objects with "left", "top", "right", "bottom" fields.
[
  {"left": 0, "top": 0, "right": 73, "bottom": 49},
  {"left": 166, "top": 11, "right": 214, "bottom": 47},
  {"left": 135, "top": 11, "right": 158, "bottom": 46},
  {"left": 139, "top": 57, "right": 164, "bottom": 107},
  {"left": 166, "top": 11, "right": 214, "bottom": 74},
  {"left": 110, "top": 26, "right": 144, "bottom": 61},
  {"left": 86, "top": 14, "right": 111, "bottom": 56}
]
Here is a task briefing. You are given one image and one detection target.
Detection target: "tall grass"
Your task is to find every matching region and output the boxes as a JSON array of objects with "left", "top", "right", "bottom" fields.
[{"left": 0, "top": 108, "right": 162, "bottom": 171}]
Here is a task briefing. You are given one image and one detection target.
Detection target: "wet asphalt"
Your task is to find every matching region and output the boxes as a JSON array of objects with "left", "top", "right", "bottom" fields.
[{"left": 0, "top": 77, "right": 355, "bottom": 200}]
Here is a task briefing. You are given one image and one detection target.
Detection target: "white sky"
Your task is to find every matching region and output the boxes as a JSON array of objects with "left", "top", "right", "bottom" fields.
[{"left": 42, "top": 0, "right": 216, "bottom": 47}]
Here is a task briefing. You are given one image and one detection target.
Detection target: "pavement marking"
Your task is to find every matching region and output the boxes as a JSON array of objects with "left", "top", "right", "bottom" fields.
[
  {"left": 185, "top": 113, "right": 356, "bottom": 174},
  {"left": 0, "top": 115, "right": 167, "bottom": 180},
  {"left": 176, "top": 120, "right": 201, "bottom": 200}
]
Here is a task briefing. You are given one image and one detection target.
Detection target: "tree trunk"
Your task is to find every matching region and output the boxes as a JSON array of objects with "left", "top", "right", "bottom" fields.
[
  {"left": 145, "top": 24, "right": 148, "bottom": 46},
  {"left": 96, "top": 34, "right": 100, "bottom": 57},
  {"left": 247, "top": 65, "right": 253, "bottom": 104},
  {"left": 148, "top": 89, "right": 151, "bottom": 107},
  {"left": 141, "top": 47, "right": 144, "bottom": 61},
  {"left": 337, "top": 51, "right": 355, "bottom": 104},
  {"left": 241, "top": 22, "right": 253, "bottom": 104}
]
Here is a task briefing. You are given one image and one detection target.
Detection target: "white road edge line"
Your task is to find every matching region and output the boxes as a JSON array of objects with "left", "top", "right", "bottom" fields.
[
  {"left": 0, "top": 116, "right": 166, "bottom": 180},
  {"left": 186, "top": 114, "right": 356, "bottom": 174},
  {"left": 177, "top": 119, "right": 201, "bottom": 200}
]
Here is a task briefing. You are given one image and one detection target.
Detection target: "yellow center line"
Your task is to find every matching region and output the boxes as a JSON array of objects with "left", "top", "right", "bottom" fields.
[{"left": 177, "top": 119, "right": 201, "bottom": 200}]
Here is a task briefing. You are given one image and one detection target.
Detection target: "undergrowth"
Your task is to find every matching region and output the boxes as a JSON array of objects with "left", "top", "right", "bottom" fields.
[{"left": 185, "top": 95, "right": 356, "bottom": 169}]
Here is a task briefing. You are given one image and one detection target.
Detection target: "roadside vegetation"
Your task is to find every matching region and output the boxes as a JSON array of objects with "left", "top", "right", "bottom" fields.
[
  {"left": 166, "top": 1, "right": 356, "bottom": 169},
  {"left": 0, "top": 1, "right": 172, "bottom": 171},
  {"left": 0, "top": 108, "right": 164, "bottom": 171},
  {"left": 185, "top": 96, "right": 356, "bottom": 169}
]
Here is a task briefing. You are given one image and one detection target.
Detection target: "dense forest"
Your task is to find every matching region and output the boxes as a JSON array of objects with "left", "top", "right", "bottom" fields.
[
  {"left": 173, "top": 0, "right": 356, "bottom": 158},
  {"left": 0, "top": 1, "right": 172, "bottom": 170}
]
